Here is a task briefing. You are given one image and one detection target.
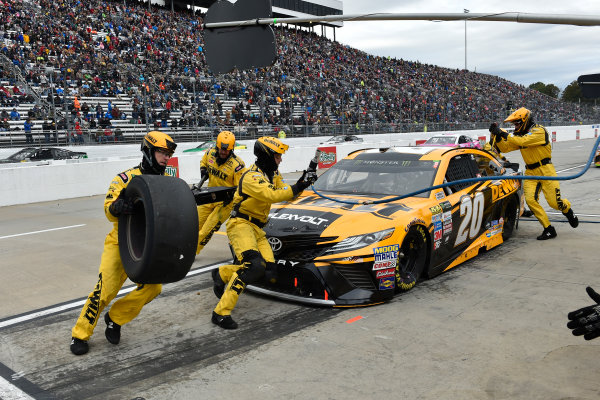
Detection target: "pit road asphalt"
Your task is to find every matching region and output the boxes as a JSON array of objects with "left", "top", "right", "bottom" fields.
[{"left": 0, "top": 139, "right": 599, "bottom": 400}]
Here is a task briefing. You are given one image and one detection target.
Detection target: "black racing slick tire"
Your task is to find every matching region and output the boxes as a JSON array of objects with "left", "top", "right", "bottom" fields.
[
  {"left": 501, "top": 196, "right": 519, "bottom": 241},
  {"left": 395, "top": 225, "right": 429, "bottom": 293},
  {"left": 118, "top": 175, "right": 199, "bottom": 284}
]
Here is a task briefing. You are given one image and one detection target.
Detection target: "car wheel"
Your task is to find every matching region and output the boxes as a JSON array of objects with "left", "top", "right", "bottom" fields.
[
  {"left": 118, "top": 175, "right": 199, "bottom": 284},
  {"left": 501, "top": 196, "right": 519, "bottom": 241},
  {"left": 395, "top": 225, "right": 428, "bottom": 293}
]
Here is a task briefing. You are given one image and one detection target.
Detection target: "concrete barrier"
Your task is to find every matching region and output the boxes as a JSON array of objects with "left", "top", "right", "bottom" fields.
[{"left": 1, "top": 124, "right": 597, "bottom": 207}]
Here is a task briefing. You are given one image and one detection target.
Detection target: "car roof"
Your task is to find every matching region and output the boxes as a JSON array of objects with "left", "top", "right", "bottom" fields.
[{"left": 346, "top": 146, "right": 479, "bottom": 160}]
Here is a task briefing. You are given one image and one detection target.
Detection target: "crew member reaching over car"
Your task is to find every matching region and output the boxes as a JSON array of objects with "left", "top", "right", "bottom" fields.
[
  {"left": 490, "top": 107, "right": 578, "bottom": 240},
  {"left": 210, "top": 136, "right": 314, "bottom": 329},
  {"left": 70, "top": 131, "right": 177, "bottom": 355},
  {"left": 194, "top": 130, "right": 245, "bottom": 254}
]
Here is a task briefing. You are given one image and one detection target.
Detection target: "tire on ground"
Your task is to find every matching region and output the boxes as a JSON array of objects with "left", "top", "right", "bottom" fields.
[
  {"left": 118, "top": 175, "right": 199, "bottom": 284},
  {"left": 395, "top": 224, "right": 429, "bottom": 293},
  {"left": 501, "top": 196, "right": 519, "bottom": 241}
]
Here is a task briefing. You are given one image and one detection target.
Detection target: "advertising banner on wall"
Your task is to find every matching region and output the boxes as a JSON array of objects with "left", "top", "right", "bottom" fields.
[
  {"left": 317, "top": 146, "right": 337, "bottom": 168},
  {"left": 166, "top": 157, "right": 179, "bottom": 177}
]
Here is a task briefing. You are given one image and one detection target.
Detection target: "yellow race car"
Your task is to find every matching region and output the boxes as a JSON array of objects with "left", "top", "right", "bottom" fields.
[{"left": 253, "top": 146, "right": 524, "bottom": 307}]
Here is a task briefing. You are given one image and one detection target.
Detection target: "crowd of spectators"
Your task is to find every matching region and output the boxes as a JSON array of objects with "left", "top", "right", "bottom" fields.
[{"left": 0, "top": 0, "right": 597, "bottom": 137}]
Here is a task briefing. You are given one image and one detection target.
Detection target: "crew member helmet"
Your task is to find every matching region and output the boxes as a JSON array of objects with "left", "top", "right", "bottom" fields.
[
  {"left": 504, "top": 107, "right": 532, "bottom": 135},
  {"left": 141, "top": 130, "right": 177, "bottom": 174},
  {"left": 254, "top": 136, "right": 289, "bottom": 176},
  {"left": 216, "top": 130, "right": 236, "bottom": 151}
]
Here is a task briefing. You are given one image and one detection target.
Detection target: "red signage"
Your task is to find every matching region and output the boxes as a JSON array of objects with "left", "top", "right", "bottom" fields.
[
  {"left": 576, "top": 129, "right": 580, "bottom": 140},
  {"left": 317, "top": 146, "right": 337, "bottom": 169},
  {"left": 415, "top": 139, "right": 427, "bottom": 146},
  {"left": 166, "top": 157, "right": 179, "bottom": 177}
]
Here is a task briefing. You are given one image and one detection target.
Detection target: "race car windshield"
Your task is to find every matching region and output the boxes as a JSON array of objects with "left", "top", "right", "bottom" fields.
[
  {"left": 313, "top": 153, "right": 437, "bottom": 197},
  {"left": 7, "top": 149, "right": 35, "bottom": 161},
  {"left": 425, "top": 136, "right": 455, "bottom": 145}
]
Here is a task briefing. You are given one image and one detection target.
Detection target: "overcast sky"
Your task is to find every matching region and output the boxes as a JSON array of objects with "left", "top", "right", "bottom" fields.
[{"left": 333, "top": 1, "right": 600, "bottom": 91}]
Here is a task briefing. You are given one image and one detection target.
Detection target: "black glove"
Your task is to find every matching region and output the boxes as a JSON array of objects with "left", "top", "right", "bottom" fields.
[
  {"left": 109, "top": 188, "right": 134, "bottom": 217},
  {"left": 291, "top": 170, "right": 312, "bottom": 196},
  {"left": 489, "top": 122, "right": 501, "bottom": 136},
  {"left": 200, "top": 167, "right": 208, "bottom": 182},
  {"left": 567, "top": 287, "right": 600, "bottom": 340}
]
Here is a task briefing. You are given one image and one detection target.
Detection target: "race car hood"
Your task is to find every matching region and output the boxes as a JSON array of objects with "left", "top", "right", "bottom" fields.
[{"left": 266, "top": 192, "right": 418, "bottom": 238}]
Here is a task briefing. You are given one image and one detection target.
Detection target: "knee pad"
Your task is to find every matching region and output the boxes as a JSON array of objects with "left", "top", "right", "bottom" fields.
[{"left": 237, "top": 250, "right": 266, "bottom": 284}]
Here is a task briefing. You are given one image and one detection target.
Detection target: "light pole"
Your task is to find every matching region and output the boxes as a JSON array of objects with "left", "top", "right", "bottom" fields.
[
  {"left": 190, "top": 77, "right": 198, "bottom": 141},
  {"left": 45, "top": 67, "right": 58, "bottom": 143},
  {"left": 464, "top": 9, "right": 469, "bottom": 70},
  {"left": 141, "top": 77, "right": 150, "bottom": 134}
]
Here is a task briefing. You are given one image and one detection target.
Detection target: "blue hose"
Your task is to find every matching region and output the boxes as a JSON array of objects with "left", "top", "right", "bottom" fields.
[{"left": 310, "top": 135, "right": 600, "bottom": 205}]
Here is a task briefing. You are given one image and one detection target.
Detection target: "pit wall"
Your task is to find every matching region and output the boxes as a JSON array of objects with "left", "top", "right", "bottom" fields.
[{"left": 1, "top": 125, "right": 598, "bottom": 207}]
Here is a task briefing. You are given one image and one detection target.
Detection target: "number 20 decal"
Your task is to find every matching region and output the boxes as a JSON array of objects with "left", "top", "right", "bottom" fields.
[{"left": 455, "top": 192, "right": 484, "bottom": 246}]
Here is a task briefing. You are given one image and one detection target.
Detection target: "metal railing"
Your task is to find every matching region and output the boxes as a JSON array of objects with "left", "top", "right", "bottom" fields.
[{"left": 2, "top": 119, "right": 598, "bottom": 148}]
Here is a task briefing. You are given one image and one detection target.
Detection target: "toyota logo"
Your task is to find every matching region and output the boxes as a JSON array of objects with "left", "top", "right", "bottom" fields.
[{"left": 268, "top": 237, "right": 283, "bottom": 252}]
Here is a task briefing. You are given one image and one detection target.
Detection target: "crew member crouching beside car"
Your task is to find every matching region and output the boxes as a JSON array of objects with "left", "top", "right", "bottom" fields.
[{"left": 210, "top": 137, "right": 314, "bottom": 329}]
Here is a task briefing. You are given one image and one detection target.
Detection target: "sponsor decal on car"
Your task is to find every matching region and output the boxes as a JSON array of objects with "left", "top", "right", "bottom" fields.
[
  {"left": 491, "top": 179, "right": 519, "bottom": 201},
  {"left": 434, "top": 225, "right": 443, "bottom": 242},
  {"left": 486, "top": 219, "right": 503, "bottom": 237},
  {"left": 378, "top": 276, "right": 395, "bottom": 290},
  {"left": 435, "top": 191, "right": 446, "bottom": 200},
  {"left": 342, "top": 256, "right": 364, "bottom": 263},
  {"left": 375, "top": 268, "right": 396, "bottom": 278},
  {"left": 269, "top": 213, "right": 329, "bottom": 226},
  {"left": 373, "top": 259, "right": 397, "bottom": 270},
  {"left": 277, "top": 260, "right": 300, "bottom": 267},
  {"left": 373, "top": 244, "right": 399, "bottom": 270}
]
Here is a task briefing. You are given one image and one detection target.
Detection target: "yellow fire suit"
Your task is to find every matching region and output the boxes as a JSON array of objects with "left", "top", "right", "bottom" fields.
[
  {"left": 71, "top": 167, "right": 162, "bottom": 341},
  {"left": 214, "top": 164, "right": 295, "bottom": 316},
  {"left": 495, "top": 124, "right": 572, "bottom": 228},
  {"left": 196, "top": 149, "right": 246, "bottom": 254}
]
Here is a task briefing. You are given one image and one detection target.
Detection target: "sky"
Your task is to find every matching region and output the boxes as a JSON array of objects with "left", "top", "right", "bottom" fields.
[{"left": 332, "top": 1, "right": 600, "bottom": 91}]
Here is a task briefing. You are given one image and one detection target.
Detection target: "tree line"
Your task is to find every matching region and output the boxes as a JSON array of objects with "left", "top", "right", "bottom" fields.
[{"left": 529, "top": 81, "right": 595, "bottom": 103}]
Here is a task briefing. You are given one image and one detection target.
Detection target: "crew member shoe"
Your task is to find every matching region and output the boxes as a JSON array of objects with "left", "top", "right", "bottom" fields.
[
  {"left": 537, "top": 225, "right": 557, "bottom": 240},
  {"left": 105, "top": 312, "right": 121, "bottom": 345},
  {"left": 211, "top": 311, "right": 238, "bottom": 329},
  {"left": 563, "top": 208, "right": 579, "bottom": 228},
  {"left": 212, "top": 268, "right": 225, "bottom": 299},
  {"left": 70, "top": 337, "right": 89, "bottom": 355}
]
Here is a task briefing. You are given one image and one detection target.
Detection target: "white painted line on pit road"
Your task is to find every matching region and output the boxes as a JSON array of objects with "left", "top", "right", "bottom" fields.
[
  {"left": 0, "top": 375, "right": 34, "bottom": 400},
  {"left": 0, "top": 262, "right": 227, "bottom": 330},
  {"left": 0, "top": 224, "right": 86, "bottom": 240},
  {"left": 556, "top": 164, "right": 587, "bottom": 173}
]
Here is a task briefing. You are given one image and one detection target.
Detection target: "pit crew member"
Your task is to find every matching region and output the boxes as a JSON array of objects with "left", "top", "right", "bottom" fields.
[
  {"left": 70, "top": 131, "right": 177, "bottom": 355},
  {"left": 195, "top": 131, "right": 245, "bottom": 254},
  {"left": 490, "top": 107, "right": 578, "bottom": 240},
  {"left": 210, "top": 136, "right": 313, "bottom": 329}
]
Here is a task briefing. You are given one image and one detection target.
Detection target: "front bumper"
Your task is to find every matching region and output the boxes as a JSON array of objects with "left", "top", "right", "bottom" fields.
[{"left": 248, "top": 260, "right": 394, "bottom": 307}]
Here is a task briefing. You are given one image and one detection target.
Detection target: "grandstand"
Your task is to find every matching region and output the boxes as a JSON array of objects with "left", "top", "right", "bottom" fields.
[{"left": 0, "top": 0, "right": 597, "bottom": 148}]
